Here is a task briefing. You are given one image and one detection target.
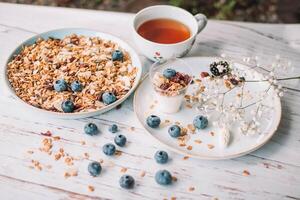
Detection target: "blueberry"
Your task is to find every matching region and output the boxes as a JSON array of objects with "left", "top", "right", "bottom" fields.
[
  {"left": 103, "top": 143, "right": 116, "bottom": 156},
  {"left": 163, "top": 68, "right": 176, "bottom": 79},
  {"left": 112, "top": 50, "right": 124, "bottom": 62},
  {"left": 102, "top": 92, "right": 117, "bottom": 105},
  {"left": 168, "top": 125, "right": 181, "bottom": 138},
  {"left": 193, "top": 115, "right": 208, "bottom": 129},
  {"left": 119, "top": 174, "right": 135, "bottom": 189},
  {"left": 61, "top": 100, "right": 75, "bottom": 113},
  {"left": 154, "top": 150, "right": 168, "bottom": 164},
  {"left": 88, "top": 161, "right": 102, "bottom": 177},
  {"left": 54, "top": 79, "right": 68, "bottom": 92},
  {"left": 109, "top": 124, "right": 118, "bottom": 133},
  {"left": 155, "top": 170, "right": 172, "bottom": 185},
  {"left": 114, "top": 134, "right": 127, "bottom": 147},
  {"left": 70, "top": 81, "right": 83, "bottom": 92},
  {"left": 146, "top": 115, "right": 161, "bottom": 128},
  {"left": 84, "top": 123, "right": 99, "bottom": 136}
]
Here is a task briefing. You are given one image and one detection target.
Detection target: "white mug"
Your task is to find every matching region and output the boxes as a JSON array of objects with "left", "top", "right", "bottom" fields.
[{"left": 132, "top": 5, "right": 207, "bottom": 62}]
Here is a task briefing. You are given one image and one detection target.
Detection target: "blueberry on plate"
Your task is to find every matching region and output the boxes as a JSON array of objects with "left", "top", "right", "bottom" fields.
[
  {"left": 146, "top": 115, "right": 161, "bottom": 128},
  {"left": 102, "top": 92, "right": 117, "bottom": 105},
  {"left": 193, "top": 115, "right": 208, "bottom": 129},
  {"left": 70, "top": 80, "right": 83, "bottom": 92},
  {"left": 155, "top": 170, "right": 172, "bottom": 185},
  {"left": 119, "top": 174, "right": 135, "bottom": 189},
  {"left": 163, "top": 68, "right": 176, "bottom": 79},
  {"left": 112, "top": 50, "right": 124, "bottom": 62},
  {"left": 88, "top": 161, "right": 102, "bottom": 177},
  {"left": 154, "top": 150, "right": 168, "bottom": 164},
  {"left": 109, "top": 124, "right": 118, "bottom": 133},
  {"left": 84, "top": 123, "right": 99, "bottom": 136},
  {"left": 61, "top": 100, "right": 75, "bottom": 113},
  {"left": 114, "top": 134, "right": 127, "bottom": 147},
  {"left": 103, "top": 143, "right": 116, "bottom": 156},
  {"left": 54, "top": 79, "right": 68, "bottom": 92},
  {"left": 168, "top": 125, "right": 181, "bottom": 138}
]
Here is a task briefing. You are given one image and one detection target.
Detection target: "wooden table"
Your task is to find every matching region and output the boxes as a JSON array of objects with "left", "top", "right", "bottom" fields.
[{"left": 0, "top": 3, "right": 299, "bottom": 200}]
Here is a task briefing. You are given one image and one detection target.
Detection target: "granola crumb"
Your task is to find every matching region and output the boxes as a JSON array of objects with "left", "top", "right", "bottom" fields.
[
  {"left": 80, "top": 140, "right": 86, "bottom": 145},
  {"left": 186, "top": 104, "right": 193, "bottom": 109},
  {"left": 187, "top": 145, "right": 193, "bottom": 151},
  {"left": 171, "top": 197, "right": 177, "bottom": 200},
  {"left": 187, "top": 124, "right": 196, "bottom": 133},
  {"left": 120, "top": 167, "right": 128, "bottom": 173},
  {"left": 140, "top": 171, "right": 146, "bottom": 177},
  {"left": 207, "top": 144, "right": 215, "bottom": 149},
  {"left": 99, "top": 159, "right": 104, "bottom": 164},
  {"left": 172, "top": 176, "right": 178, "bottom": 182},
  {"left": 70, "top": 169, "right": 78, "bottom": 176},
  {"left": 183, "top": 156, "right": 190, "bottom": 160},
  {"left": 54, "top": 153, "right": 62, "bottom": 161},
  {"left": 243, "top": 170, "right": 250, "bottom": 176},
  {"left": 188, "top": 187, "right": 195, "bottom": 192},
  {"left": 115, "top": 150, "right": 122, "bottom": 156},
  {"left": 53, "top": 136, "right": 61, "bottom": 141},
  {"left": 64, "top": 172, "right": 71, "bottom": 178},
  {"left": 194, "top": 139, "right": 202, "bottom": 144},
  {"left": 175, "top": 121, "right": 181, "bottom": 125},
  {"left": 88, "top": 185, "right": 95, "bottom": 192},
  {"left": 130, "top": 127, "right": 135, "bottom": 131},
  {"left": 84, "top": 152, "right": 89, "bottom": 159},
  {"left": 210, "top": 131, "right": 215, "bottom": 136}
]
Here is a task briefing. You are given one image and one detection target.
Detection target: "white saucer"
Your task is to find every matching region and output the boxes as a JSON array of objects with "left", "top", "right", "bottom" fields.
[{"left": 134, "top": 57, "right": 281, "bottom": 160}]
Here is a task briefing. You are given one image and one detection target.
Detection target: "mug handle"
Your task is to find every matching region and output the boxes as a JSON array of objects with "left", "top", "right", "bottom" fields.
[{"left": 194, "top": 13, "right": 207, "bottom": 34}]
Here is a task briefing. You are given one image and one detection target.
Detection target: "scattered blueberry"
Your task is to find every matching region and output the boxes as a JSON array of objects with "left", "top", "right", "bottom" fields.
[
  {"left": 84, "top": 123, "right": 99, "bottom": 136},
  {"left": 61, "top": 100, "right": 75, "bottom": 113},
  {"left": 193, "top": 115, "right": 208, "bottom": 129},
  {"left": 168, "top": 125, "right": 181, "bottom": 138},
  {"left": 163, "top": 68, "right": 176, "bottom": 79},
  {"left": 102, "top": 92, "right": 117, "bottom": 105},
  {"left": 146, "top": 115, "right": 161, "bottom": 128},
  {"left": 119, "top": 174, "right": 135, "bottom": 189},
  {"left": 70, "top": 80, "right": 83, "bottom": 92},
  {"left": 114, "top": 134, "right": 127, "bottom": 147},
  {"left": 109, "top": 124, "right": 118, "bottom": 133},
  {"left": 112, "top": 50, "right": 124, "bottom": 62},
  {"left": 88, "top": 161, "right": 102, "bottom": 177},
  {"left": 103, "top": 143, "right": 116, "bottom": 156},
  {"left": 54, "top": 79, "right": 68, "bottom": 92},
  {"left": 154, "top": 150, "right": 168, "bottom": 164},
  {"left": 155, "top": 170, "right": 172, "bottom": 185}
]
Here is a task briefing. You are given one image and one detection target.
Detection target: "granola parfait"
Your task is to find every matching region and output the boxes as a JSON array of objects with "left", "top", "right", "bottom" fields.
[
  {"left": 7, "top": 34, "right": 137, "bottom": 113},
  {"left": 150, "top": 58, "right": 192, "bottom": 113}
]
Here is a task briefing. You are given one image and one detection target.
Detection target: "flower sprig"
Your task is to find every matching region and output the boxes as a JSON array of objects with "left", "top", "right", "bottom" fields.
[{"left": 189, "top": 55, "right": 299, "bottom": 147}]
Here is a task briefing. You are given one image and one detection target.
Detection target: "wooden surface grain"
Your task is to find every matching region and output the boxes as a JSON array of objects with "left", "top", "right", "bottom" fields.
[{"left": 0, "top": 3, "right": 299, "bottom": 200}]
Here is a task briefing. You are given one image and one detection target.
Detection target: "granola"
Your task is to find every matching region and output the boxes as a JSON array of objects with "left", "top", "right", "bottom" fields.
[{"left": 7, "top": 34, "right": 138, "bottom": 113}]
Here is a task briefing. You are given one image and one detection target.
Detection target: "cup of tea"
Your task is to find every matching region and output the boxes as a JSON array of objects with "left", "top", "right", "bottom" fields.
[{"left": 132, "top": 5, "right": 207, "bottom": 61}]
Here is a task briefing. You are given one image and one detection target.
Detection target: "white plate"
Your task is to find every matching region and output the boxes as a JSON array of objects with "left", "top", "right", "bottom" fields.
[
  {"left": 3, "top": 28, "right": 142, "bottom": 119},
  {"left": 134, "top": 57, "right": 281, "bottom": 160}
]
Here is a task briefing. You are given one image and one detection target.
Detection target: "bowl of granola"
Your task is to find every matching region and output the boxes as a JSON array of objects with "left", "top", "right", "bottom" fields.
[{"left": 4, "top": 28, "right": 142, "bottom": 119}]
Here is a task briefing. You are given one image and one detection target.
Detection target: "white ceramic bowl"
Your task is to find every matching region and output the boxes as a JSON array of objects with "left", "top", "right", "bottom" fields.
[{"left": 3, "top": 28, "right": 142, "bottom": 119}]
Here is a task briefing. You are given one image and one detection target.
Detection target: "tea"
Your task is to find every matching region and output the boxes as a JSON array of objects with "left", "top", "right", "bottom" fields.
[{"left": 137, "top": 18, "right": 190, "bottom": 44}]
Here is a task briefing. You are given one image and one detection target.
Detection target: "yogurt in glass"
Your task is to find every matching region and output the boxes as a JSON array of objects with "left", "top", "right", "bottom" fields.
[{"left": 150, "top": 58, "right": 192, "bottom": 114}]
